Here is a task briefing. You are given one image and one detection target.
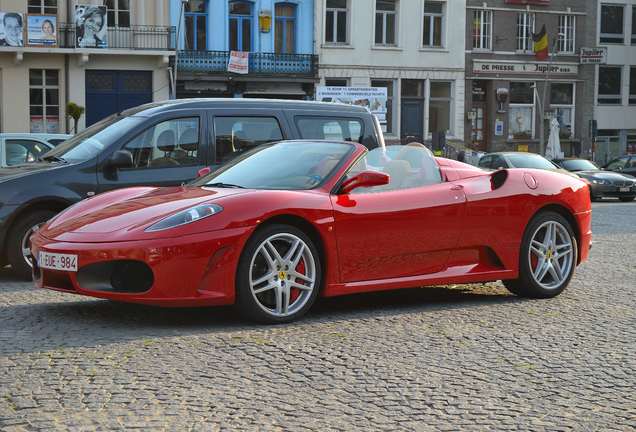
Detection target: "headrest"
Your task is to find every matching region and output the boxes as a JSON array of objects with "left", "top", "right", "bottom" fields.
[
  {"left": 157, "top": 130, "right": 176, "bottom": 152},
  {"left": 179, "top": 128, "right": 198, "bottom": 151}
]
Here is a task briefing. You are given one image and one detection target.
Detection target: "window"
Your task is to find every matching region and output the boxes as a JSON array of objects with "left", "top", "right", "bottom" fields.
[
  {"left": 558, "top": 15, "right": 575, "bottom": 53},
  {"left": 551, "top": 83, "right": 575, "bottom": 138},
  {"left": 229, "top": 1, "right": 253, "bottom": 51},
  {"left": 275, "top": 3, "right": 296, "bottom": 54},
  {"left": 632, "top": 6, "right": 636, "bottom": 44},
  {"left": 371, "top": 80, "right": 394, "bottom": 134},
  {"left": 429, "top": 82, "right": 452, "bottom": 134},
  {"left": 375, "top": 0, "right": 397, "bottom": 46},
  {"left": 105, "top": 0, "right": 130, "bottom": 28},
  {"left": 5, "top": 140, "right": 51, "bottom": 166},
  {"left": 600, "top": 4, "right": 624, "bottom": 44},
  {"left": 325, "top": 78, "right": 348, "bottom": 86},
  {"left": 215, "top": 117, "right": 283, "bottom": 163},
  {"left": 509, "top": 82, "right": 534, "bottom": 139},
  {"left": 517, "top": 12, "right": 535, "bottom": 52},
  {"left": 28, "top": 0, "right": 57, "bottom": 15},
  {"left": 630, "top": 67, "right": 636, "bottom": 105},
  {"left": 29, "top": 69, "right": 59, "bottom": 134},
  {"left": 422, "top": 1, "right": 443, "bottom": 48},
  {"left": 325, "top": 0, "right": 348, "bottom": 44},
  {"left": 598, "top": 66, "right": 622, "bottom": 105},
  {"left": 296, "top": 117, "right": 363, "bottom": 142},
  {"left": 472, "top": 10, "right": 492, "bottom": 50},
  {"left": 478, "top": 155, "right": 492, "bottom": 169},
  {"left": 185, "top": 0, "right": 207, "bottom": 50},
  {"left": 123, "top": 118, "right": 200, "bottom": 169}
]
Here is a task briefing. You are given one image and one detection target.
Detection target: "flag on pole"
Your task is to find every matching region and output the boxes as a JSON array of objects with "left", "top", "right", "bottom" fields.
[{"left": 532, "top": 24, "right": 549, "bottom": 60}]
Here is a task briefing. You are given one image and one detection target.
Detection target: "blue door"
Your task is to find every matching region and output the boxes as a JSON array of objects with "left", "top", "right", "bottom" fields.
[{"left": 85, "top": 70, "right": 152, "bottom": 126}]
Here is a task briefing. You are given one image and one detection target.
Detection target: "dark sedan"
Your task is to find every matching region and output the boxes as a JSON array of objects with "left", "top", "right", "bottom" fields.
[{"left": 553, "top": 158, "right": 636, "bottom": 202}]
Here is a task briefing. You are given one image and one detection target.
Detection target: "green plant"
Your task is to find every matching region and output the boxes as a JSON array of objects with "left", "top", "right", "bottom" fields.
[{"left": 66, "top": 102, "right": 85, "bottom": 134}]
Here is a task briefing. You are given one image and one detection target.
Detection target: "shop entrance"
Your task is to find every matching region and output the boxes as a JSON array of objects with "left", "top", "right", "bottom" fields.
[{"left": 471, "top": 81, "right": 487, "bottom": 151}]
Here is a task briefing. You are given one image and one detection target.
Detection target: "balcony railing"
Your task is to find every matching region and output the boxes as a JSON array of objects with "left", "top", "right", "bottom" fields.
[
  {"left": 56, "top": 24, "right": 175, "bottom": 50},
  {"left": 178, "top": 51, "right": 318, "bottom": 77}
]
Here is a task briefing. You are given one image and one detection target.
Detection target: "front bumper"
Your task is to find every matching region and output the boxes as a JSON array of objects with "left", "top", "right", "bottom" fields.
[
  {"left": 31, "top": 227, "right": 253, "bottom": 307},
  {"left": 589, "top": 183, "right": 636, "bottom": 198}
]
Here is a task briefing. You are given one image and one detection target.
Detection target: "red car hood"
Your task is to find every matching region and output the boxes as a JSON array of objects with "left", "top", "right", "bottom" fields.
[{"left": 41, "top": 186, "right": 248, "bottom": 242}]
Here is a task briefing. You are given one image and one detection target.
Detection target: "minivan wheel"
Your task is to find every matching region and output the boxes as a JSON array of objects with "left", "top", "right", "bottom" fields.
[{"left": 8, "top": 210, "right": 56, "bottom": 280}]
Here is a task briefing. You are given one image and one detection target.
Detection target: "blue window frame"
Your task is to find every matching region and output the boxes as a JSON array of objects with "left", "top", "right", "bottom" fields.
[
  {"left": 275, "top": 3, "right": 297, "bottom": 54},
  {"left": 185, "top": 0, "right": 207, "bottom": 50},
  {"left": 229, "top": 1, "right": 253, "bottom": 51}
]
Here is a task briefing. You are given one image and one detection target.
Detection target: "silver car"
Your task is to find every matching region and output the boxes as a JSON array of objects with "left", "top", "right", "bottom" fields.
[{"left": 0, "top": 133, "right": 72, "bottom": 167}]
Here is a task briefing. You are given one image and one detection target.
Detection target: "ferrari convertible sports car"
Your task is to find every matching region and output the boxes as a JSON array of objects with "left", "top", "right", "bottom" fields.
[{"left": 31, "top": 141, "right": 592, "bottom": 323}]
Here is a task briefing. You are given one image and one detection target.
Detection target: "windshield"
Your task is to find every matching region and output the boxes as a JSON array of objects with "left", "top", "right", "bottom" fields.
[
  {"left": 42, "top": 115, "right": 144, "bottom": 163},
  {"left": 507, "top": 154, "right": 558, "bottom": 170},
  {"left": 195, "top": 141, "right": 355, "bottom": 190},
  {"left": 558, "top": 159, "right": 598, "bottom": 172}
]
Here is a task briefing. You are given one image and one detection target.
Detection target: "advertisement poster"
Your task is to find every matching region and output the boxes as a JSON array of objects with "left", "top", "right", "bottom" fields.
[
  {"left": 316, "top": 86, "right": 388, "bottom": 130},
  {"left": 27, "top": 15, "right": 57, "bottom": 46},
  {"left": 0, "top": 12, "right": 24, "bottom": 47},
  {"left": 227, "top": 51, "right": 249, "bottom": 74},
  {"left": 30, "top": 116, "right": 59, "bottom": 134},
  {"left": 75, "top": 5, "right": 107, "bottom": 48}
]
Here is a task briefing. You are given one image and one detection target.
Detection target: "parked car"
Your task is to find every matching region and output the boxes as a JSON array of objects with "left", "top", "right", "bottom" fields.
[
  {"left": 477, "top": 152, "right": 579, "bottom": 178},
  {"left": 553, "top": 158, "right": 636, "bottom": 202},
  {"left": 0, "top": 133, "right": 72, "bottom": 167},
  {"left": 602, "top": 155, "right": 636, "bottom": 177},
  {"left": 0, "top": 99, "right": 384, "bottom": 278},
  {"left": 32, "top": 142, "right": 591, "bottom": 323}
]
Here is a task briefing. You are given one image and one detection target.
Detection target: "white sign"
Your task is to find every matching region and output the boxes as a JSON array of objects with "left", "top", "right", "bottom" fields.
[
  {"left": 227, "top": 51, "right": 249, "bottom": 74},
  {"left": 473, "top": 60, "right": 579, "bottom": 75},
  {"left": 580, "top": 47, "right": 607, "bottom": 65},
  {"left": 316, "top": 86, "right": 388, "bottom": 129}
]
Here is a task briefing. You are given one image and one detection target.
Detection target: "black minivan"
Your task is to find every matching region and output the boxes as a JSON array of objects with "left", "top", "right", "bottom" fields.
[{"left": 0, "top": 99, "right": 384, "bottom": 278}]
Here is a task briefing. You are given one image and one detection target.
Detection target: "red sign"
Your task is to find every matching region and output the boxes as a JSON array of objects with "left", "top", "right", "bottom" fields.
[{"left": 505, "top": 0, "right": 550, "bottom": 5}]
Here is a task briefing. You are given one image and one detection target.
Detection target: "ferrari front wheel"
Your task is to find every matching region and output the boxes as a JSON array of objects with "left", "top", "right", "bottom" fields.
[
  {"left": 236, "top": 224, "right": 321, "bottom": 323},
  {"left": 504, "top": 211, "right": 577, "bottom": 299}
]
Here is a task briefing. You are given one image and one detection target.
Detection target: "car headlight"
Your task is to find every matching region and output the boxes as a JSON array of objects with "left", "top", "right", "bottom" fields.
[
  {"left": 145, "top": 203, "right": 223, "bottom": 232},
  {"left": 591, "top": 179, "right": 610, "bottom": 185}
]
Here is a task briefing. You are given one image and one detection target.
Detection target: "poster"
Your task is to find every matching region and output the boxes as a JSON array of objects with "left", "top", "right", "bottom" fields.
[
  {"left": 30, "top": 116, "right": 59, "bottom": 134},
  {"left": 75, "top": 5, "right": 107, "bottom": 48},
  {"left": 495, "top": 119, "right": 504, "bottom": 136},
  {"left": 227, "top": 51, "right": 249, "bottom": 74},
  {"left": 0, "top": 12, "right": 24, "bottom": 47},
  {"left": 27, "top": 15, "right": 57, "bottom": 46},
  {"left": 316, "top": 86, "right": 388, "bottom": 129}
]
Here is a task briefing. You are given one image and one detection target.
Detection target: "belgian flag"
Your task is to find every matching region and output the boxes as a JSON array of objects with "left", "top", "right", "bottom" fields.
[{"left": 532, "top": 25, "right": 549, "bottom": 60}]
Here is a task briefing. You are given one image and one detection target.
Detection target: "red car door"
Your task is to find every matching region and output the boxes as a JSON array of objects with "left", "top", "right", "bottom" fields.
[{"left": 330, "top": 182, "right": 466, "bottom": 283}]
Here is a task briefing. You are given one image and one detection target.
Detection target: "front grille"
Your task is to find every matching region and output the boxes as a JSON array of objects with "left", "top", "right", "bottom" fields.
[{"left": 612, "top": 180, "right": 634, "bottom": 187}]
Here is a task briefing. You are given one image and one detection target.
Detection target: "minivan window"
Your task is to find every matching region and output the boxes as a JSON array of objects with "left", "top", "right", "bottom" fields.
[
  {"left": 296, "top": 117, "right": 364, "bottom": 142},
  {"left": 214, "top": 117, "right": 283, "bottom": 163}
]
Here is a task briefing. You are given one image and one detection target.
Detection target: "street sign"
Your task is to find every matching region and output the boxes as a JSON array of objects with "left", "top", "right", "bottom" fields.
[{"left": 580, "top": 47, "right": 607, "bottom": 65}]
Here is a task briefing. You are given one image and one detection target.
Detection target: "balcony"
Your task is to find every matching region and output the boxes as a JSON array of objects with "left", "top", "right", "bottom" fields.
[
  {"left": 177, "top": 51, "right": 318, "bottom": 78},
  {"left": 57, "top": 24, "right": 176, "bottom": 51}
]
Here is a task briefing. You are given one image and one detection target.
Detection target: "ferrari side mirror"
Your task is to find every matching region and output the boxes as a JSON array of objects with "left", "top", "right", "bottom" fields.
[{"left": 340, "top": 171, "right": 390, "bottom": 194}]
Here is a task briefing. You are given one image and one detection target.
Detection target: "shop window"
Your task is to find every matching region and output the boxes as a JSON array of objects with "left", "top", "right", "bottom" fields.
[
  {"left": 509, "top": 82, "right": 534, "bottom": 140},
  {"left": 371, "top": 80, "right": 394, "bottom": 134},
  {"left": 215, "top": 117, "right": 283, "bottom": 163},
  {"left": 600, "top": 4, "right": 624, "bottom": 44},
  {"left": 558, "top": 15, "right": 575, "bottom": 54},
  {"left": 375, "top": 0, "right": 397, "bottom": 46},
  {"left": 325, "top": 78, "right": 348, "bottom": 87},
  {"left": 325, "top": 0, "right": 348, "bottom": 44},
  {"left": 275, "top": 3, "right": 296, "bottom": 54},
  {"left": 516, "top": 12, "right": 534, "bottom": 53},
  {"left": 551, "top": 83, "right": 575, "bottom": 138},
  {"left": 29, "top": 69, "right": 59, "bottom": 134},
  {"left": 229, "top": 1, "right": 253, "bottom": 51},
  {"left": 105, "top": 0, "right": 130, "bottom": 28},
  {"left": 28, "top": 0, "right": 57, "bottom": 15},
  {"left": 429, "top": 82, "right": 452, "bottom": 135},
  {"left": 598, "top": 67, "right": 622, "bottom": 105},
  {"left": 185, "top": 0, "right": 207, "bottom": 50},
  {"left": 472, "top": 10, "right": 492, "bottom": 50},
  {"left": 422, "top": 1, "right": 443, "bottom": 48},
  {"left": 630, "top": 67, "right": 636, "bottom": 105},
  {"left": 296, "top": 117, "right": 363, "bottom": 142}
]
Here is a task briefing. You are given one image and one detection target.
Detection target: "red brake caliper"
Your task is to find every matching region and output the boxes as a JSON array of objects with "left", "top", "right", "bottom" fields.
[{"left": 290, "top": 259, "right": 305, "bottom": 303}]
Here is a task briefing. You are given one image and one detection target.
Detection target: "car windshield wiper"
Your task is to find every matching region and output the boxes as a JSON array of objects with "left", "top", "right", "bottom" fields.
[
  {"left": 40, "top": 155, "right": 67, "bottom": 163},
  {"left": 205, "top": 182, "right": 246, "bottom": 189}
]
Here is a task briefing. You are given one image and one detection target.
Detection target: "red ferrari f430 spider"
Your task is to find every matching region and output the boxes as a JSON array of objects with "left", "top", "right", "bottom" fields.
[{"left": 31, "top": 141, "right": 592, "bottom": 323}]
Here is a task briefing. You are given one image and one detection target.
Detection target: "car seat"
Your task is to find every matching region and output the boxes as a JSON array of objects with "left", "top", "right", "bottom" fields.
[
  {"left": 149, "top": 130, "right": 179, "bottom": 167},
  {"left": 176, "top": 128, "right": 198, "bottom": 165}
]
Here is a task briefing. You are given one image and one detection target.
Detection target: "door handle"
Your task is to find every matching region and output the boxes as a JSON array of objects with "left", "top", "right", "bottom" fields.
[{"left": 451, "top": 184, "right": 464, "bottom": 191}]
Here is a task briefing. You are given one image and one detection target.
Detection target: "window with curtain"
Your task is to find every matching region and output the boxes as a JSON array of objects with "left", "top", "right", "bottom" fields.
[
  {"left": 472, "top": 9, "right": 492, "bottom": 50},
  {"left": 558, "top": 15, "right": 575, "bottom": 53},
  {"left": 375, "top": 0, "right": 397, "bottom": 46},
  {"left": 516, "top": 12, "right": 534, "bottom": 52},
  {"left": 325, "top": 0, "right": 348, "bottom": 44},
  {"left": 229, "top": 1, "right": 253, "bottom": 51},
  {"left": 422, "top": 1, "right": 443, "bottom": 48},
  {"left": 508, "top": 82, "right": 534, "bottom": 139},
  {"left": 185, "top": 0, "right": 207, "bottom": 50},
  {"left": 105, "top": 0, "right": 130, "bottom": 28},
  {"left": 275, "top": 3, "right": 296, "bottom": 54}
]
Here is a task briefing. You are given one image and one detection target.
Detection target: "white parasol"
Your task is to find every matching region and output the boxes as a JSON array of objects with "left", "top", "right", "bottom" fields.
[{"left": 545, "top": 117, "right": 564, "bottom": 160}]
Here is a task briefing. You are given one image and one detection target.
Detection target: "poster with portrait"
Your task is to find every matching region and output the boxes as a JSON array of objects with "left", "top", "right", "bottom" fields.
[
  {"left": 75, "top": 4, "right": 107, "bottom": 48},
  {"left": 27, "top": 15, "right": 57, "bottom": 47},
  {"left": 0, "top": 12, "right": 25, "bottom": 47}
]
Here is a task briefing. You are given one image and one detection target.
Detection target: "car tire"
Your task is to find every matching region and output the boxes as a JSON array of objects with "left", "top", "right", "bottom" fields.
[
  {"left": 8, "top": 210, "right": 56, "bottom": 280},
  {"left": 503, "top": 211, "right": 578, "bottom": 299},
  {"left": 619, "top": 197, "right": 635, "bottom": 202},
  {"left": 236, "top": 224, "right": 322, "bottom": 324}
]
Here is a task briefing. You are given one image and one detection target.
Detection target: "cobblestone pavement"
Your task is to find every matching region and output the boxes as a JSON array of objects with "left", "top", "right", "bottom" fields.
[{"left": 1, "top": 201, "right": 635, "bottom": 431}]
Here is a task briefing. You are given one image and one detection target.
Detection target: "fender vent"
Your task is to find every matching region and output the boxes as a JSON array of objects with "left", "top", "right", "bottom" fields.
[{"left": 491, "top": 170, "right": 508, "bottom": 190}]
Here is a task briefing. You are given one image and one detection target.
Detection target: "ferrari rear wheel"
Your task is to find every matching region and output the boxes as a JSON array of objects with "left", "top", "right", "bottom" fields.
[
  {"left": 503, "top": 211, "right": 577, "bottom": 299},
  {"left": 236, "top": 224, "right": 321, "bottom": 323}
]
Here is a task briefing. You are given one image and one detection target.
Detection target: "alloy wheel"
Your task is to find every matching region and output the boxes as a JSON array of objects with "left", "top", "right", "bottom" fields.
[
  {"left": 21, "top": 223, "right": 43, "bottom": 269},
  {"left": 528, "top": 220, "right": 574, "bottom": 290}
]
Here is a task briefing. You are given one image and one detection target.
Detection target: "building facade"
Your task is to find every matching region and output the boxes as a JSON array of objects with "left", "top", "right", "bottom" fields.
[
  {"left": 315, "top": 0, "right": 466, "bottom": 144},
  {"left": 172, "top": 0, "right": 317, "bottom": 99},
  {"left": 0, "top": 0, "right": 174, "bottom": 133},
  {"left": 465, "top": 0, "right": 597, "bottom": 157},
  {"left": 594, "top": 0, "right": 636, "bottom": 162}
]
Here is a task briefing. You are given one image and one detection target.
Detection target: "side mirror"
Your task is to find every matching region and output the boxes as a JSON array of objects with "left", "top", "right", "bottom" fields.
[
  {"left": 107, "top": 150, "right": 133, "bottom": 170},
  {"left": 197, "top": 166, "right": 212, "bottom": 178},
  {"left": 340, "top": 170, "right": 390, "bottom": 194}
]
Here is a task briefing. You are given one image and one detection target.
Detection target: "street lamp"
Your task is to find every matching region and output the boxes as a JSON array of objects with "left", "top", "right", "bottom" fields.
[{"left": 172, "top": 0, "right": 189, "bottom": 100}]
